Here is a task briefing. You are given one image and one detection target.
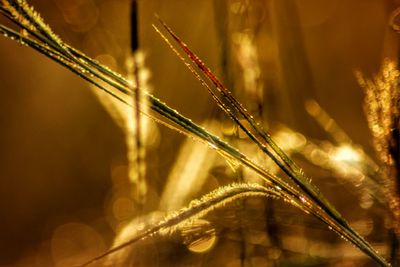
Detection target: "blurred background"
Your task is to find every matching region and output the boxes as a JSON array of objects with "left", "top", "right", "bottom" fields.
[{"left": 0, "top": 0, "right": 397, "bottom": 266}]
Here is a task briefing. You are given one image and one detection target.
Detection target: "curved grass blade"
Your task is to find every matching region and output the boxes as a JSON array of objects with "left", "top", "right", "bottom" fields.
[
  {"left": 0, "top": 0, "right": 306, "bottom": 224},
  {"left": 0, "top": 1, "right": 131, "bottom": 96},
  {"left": 0, "top": 2, "right": 390, "bottom": 266},
  {"left": 154, "top": 18, "right": 390, "bottom": 266},
  {"left": 77, "top": 183, "right": 283, "bottom": 266}
]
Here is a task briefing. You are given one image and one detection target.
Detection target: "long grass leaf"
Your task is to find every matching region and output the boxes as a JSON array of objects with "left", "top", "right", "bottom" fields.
[
  {"left": 154, "top": 18, "right": 390, "bottom": 266},
  {"left": 77, "top": 183, "right": 283, "bottom": 266},
  {"left": 0, "top": 2, "right": 390, "bottom": 266}
]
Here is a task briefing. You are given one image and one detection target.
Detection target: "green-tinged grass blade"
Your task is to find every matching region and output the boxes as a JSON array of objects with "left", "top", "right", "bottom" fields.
[
  {"left": 154, "top": 19, "right": 390, "bottom": 267},
  {"left": 154, "top": 18, "right": 337, "bottom": 207},
  {"left": 0, "top": 19, "right": 285, "bottom": 195},
  {"left": 0, "top": 1, "right": 63, "bottom": 51},
  {"left": 0, "top": 1, "right": 131, "bottom": 96},
  {"left": 0, "top": 8, "right": 347, "bottom": 255},
  {"left": 0, "top": 3, "right": 390, "bottom": 266},
  {"left": 0, "top": 0, "right": 309, "bottom": 218},
  {"left": 155, "top": 18, "right": 321, "bottom": 194},
  {"left": 0, "top": 25, "right": 131, "bottom": 109},
  {"left": 77, "top": 183, "right": 283, "bottom": 266},
  {"left": 155, "top": 18, "right": 318, "bottom": 188}
]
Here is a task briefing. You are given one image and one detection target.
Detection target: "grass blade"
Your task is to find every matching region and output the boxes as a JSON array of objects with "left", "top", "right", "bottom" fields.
[
  {"left": 0, "top": 2, "right": 391, "bottom": 266},
  {"left": 154, "top": 18, "right": 390, "bottom": 266},
  {"left": 77, "top": 183, "right": 284, "bottom": 266}
]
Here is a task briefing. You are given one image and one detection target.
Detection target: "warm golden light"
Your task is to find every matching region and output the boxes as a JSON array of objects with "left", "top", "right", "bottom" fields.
[
  {"left": 51, "top": 223, "right": 105, "bottom": 267},
  {"left": 332, "top": 145, "right": 361, "bottom": 163},
  {"left": 0, "top": 0, "right": 396, "bottom": 266}
]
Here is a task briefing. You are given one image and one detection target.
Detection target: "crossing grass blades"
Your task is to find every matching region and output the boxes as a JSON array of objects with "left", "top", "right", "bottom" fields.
[{"left": 0, "top": 0, "right": 393, "bottom": 266}]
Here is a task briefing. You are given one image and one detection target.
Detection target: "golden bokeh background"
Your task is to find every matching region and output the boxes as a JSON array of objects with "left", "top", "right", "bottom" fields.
[{"left": 0, "top": 0, "right": 397, "bottom": 266}]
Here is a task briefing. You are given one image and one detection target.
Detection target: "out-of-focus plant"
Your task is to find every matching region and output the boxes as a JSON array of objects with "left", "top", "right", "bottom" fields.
[
  {"left": 0, "top": 1, "right": 395, "bottom": 266},
  {"left": 357, "top": 60, "right": 400, "bottom": 264}
]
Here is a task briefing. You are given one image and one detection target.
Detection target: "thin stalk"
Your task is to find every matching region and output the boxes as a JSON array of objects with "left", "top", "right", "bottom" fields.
[
  {"left": 77, "top": 183, "right": 283, "bottom": 267},
  {"left": 154, "top": 19, "right": 390, "bottom": 266},
  {"left": 129, "top": 0, "right": 146, "bottom": 206},
  {"left": 0, "top": 2, "right": 391, "bottom": 266}
]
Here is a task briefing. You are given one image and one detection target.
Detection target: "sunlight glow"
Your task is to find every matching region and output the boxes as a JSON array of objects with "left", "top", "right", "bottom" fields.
[{"left": 332, "top": 145, "right": 361, "bottom": 163}]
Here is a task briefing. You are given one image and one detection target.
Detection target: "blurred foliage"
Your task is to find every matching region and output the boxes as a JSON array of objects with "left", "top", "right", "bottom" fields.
[{"left": 0, "top": 0, "right": 398, "bottom": 266}]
